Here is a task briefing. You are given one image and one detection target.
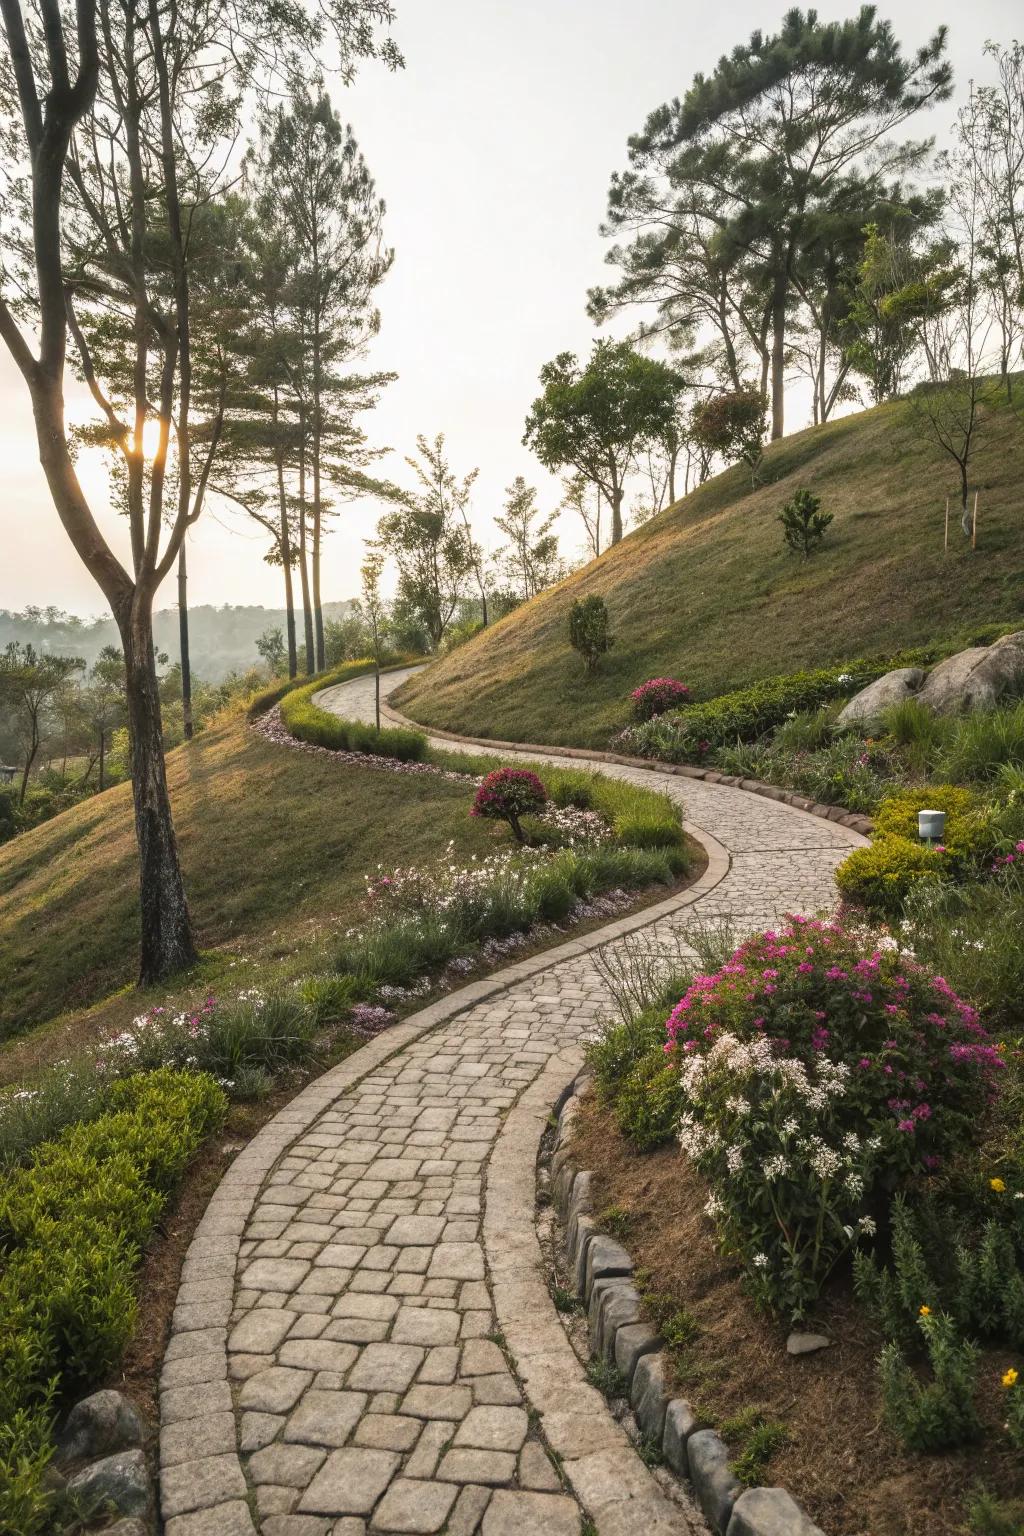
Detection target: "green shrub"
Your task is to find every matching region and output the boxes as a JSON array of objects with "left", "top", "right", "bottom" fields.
[
  {"left": 903, "top": 878, "right": 1024, "bottom": 1034},
  {"left": 835, "top": 835, "right": 946, "bottom": 916},
  {"left": 612, "top": 1042, "right": 684, "bottom": 1152},
  {"left": 300, "top": 974, "right": 359, "bottom": 1024},
  {"left": 568, "top": 595, "right": 613, "bottom": 673},
  {"left": 880, "top": 1312, "right": 982, "bottom": 1452},
  {"left": 879, "top": 697, "right": 953, "bottom": 775},
  {"left": 0, "top": 1400, "right": 60, "bottom": 1536},
  {"left": 0, "top": 1069, "right": 225, "bottom": 1526},
  {"left": 873, "top": 785, "right": 988, "bottom": 862},
  {"left": 779, "top": 485, "right": 832, "bottom": 559},
  {"left": 939, "top": 703, "right": 1024, "bottom": 784}
]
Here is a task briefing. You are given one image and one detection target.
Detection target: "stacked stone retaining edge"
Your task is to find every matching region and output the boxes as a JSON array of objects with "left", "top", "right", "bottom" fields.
[{"left": 551, "top": 1081, "right": 828, "bottom": 1536}]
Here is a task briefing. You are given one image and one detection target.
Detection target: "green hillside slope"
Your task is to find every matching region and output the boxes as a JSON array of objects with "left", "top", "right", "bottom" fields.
[{"left": 397, "top": 392, "right": 1024, "bottom": 747}]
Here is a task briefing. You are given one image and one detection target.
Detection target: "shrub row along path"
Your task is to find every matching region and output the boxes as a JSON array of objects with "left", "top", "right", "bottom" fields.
[{"left": 159, "top": 668, "right": 865, "bottom": 1536}]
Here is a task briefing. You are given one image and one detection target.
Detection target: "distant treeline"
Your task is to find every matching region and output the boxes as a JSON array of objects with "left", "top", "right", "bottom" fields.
[{"left": 0, "top": 601, "right": 357, "bottom": 681}]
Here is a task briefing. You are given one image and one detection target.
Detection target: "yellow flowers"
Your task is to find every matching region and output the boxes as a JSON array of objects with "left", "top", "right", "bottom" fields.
[
  {"left": 919, "top": 1305, "right": 931, "bottom": 1316},
  {"left": 990, "top": 1177, "right": 1007, "bottom": 1193},
  {"left": 1004, "top": 1368, "right": 1020, "bottom": 1389}
]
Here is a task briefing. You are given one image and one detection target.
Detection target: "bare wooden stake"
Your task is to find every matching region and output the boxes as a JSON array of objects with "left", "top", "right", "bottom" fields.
[
  {"left": 972, "top": 491, "right": 978, "bottom": 549},
  {"left": 944, "top": 496, "right": 949, "bottom": 553}
]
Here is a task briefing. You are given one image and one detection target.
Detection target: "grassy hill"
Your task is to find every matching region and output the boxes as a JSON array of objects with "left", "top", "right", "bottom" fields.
[
  {"left": 0, "top": 705, "right": 497, "bottom": 1064},
  {"left": 397, "top": 391, "right": 1024, "bottom": 747}
]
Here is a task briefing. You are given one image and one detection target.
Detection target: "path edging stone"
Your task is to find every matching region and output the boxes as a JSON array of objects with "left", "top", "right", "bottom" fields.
[{"left": 550, "top": 1079, "right": 828, "bottom": 1536}]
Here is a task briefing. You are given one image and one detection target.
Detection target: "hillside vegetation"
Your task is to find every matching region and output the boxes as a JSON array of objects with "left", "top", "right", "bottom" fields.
[
  {"left": 0, "top": 706, "right": 497, "bottom": 1052},
  {"left": 397, "top": 393, "right": 1024, "bottom": 747}
]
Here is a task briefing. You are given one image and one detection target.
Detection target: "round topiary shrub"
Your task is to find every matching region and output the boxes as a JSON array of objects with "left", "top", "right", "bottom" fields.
[
  {"left": 471, "top": 768, "right": 547, "bottom": 843},
  {"left": 630, "top": 678, "right": 691, "bottom": 722},
  {"left": 666, "top": 915, "right": 1004, "bottom": 1319}
]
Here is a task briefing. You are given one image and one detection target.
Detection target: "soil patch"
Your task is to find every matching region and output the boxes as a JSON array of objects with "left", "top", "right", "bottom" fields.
[{"left": 571, "top": 1097, "right": 1024, "bottom": 1536}]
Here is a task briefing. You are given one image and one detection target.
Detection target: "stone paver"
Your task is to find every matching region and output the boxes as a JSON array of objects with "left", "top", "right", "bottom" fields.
[{"left": 161, "top": 669, "right": 864, "bottom": 1534}]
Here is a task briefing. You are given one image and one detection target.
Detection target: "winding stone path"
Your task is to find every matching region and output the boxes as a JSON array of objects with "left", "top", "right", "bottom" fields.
[{"left": 159, "top": 671, "right": 865, "bottom": 1536}]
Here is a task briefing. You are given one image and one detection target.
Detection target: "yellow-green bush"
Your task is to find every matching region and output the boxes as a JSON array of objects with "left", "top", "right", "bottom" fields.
[
  {"left": 873, "top": 785, "right": 988, "bottom": 861},
  {"left": 835, "top": 836, "right": 947, "bottom": 917},
  {"left": 0, "top": 1070, "right": 226, "bottom": 1533}
]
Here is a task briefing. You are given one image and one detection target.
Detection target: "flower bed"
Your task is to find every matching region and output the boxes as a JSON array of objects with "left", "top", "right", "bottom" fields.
[{"left": 576, "top": 902, "right": 1024, "bottom": 1532}]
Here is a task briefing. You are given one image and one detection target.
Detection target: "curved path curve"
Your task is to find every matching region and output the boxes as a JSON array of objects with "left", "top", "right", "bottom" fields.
[{"left": 158, "top": 672, "right": 865, "bottom": 1536}]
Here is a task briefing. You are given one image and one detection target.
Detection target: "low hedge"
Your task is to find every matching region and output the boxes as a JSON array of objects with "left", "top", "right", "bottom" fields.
[
  {"left": 248, "top": 653, "right": 421, "bottom": 722},
  {"left": 278, "top": 660, "right": 428, "bottom": 762},
  {"left": 0, "top": 1070, "right": 226, "bottom": 1533},
  {"left": 835, "top": 835, "right": 947, "bottom": 917},
  {"left": 623, "top": 652, "right": 935, "bottom": 760}
]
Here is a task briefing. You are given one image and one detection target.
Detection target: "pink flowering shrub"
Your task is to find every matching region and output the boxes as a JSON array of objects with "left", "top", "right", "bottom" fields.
[
  {"left": 630, "top": 677, "right": 691, "bottom": 722},
  {"left": 667, "top": 915, "right": 1004, "bottom": 1319},
  {"left": 471, "top": 768, "right": 547, "bottom": 843}
]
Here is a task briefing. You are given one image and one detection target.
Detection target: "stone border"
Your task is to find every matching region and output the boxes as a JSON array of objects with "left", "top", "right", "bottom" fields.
[
  {"left": 549, "top": 1081, "right": 827, "bottom": 1536},
  {"left": 485, "top": 1049, "right": 700, "bottom": 1535},
  {"left": 378, "top": 695, "right": 874, "bottom": 838},
  {"left": 159, "top": 832, "right": 731, "bottom": 1531}
]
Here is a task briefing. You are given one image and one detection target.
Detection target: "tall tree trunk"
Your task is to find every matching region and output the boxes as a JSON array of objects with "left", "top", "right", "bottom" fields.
[
  {"left": 770, "top": 271, "right": 787, "bottom": 441},
  {"left": 99, "top": 726, "right": 106, "bottom": 791},
  {"left": 118, "top": 600, "right": 198, "bottom": 982},
  {"left": 610, "top": 481, "right": 624, "bottom": 545},
  {"left": 297, "top": 415, "right": 315, "bottom": 674},
  {"left": 177, "top": 540, "right": 193, "bottom": 740},
  {"left": 275, "top": 453, "right": 298, "bottom": 679},
  {"left": 312, "top": 307, "right": 325, "bottom": 671},
  {"left": 18, "top": 740, "right": 36, "bottom": 806},
  {"left": 960, "top": 465, "right": 971, "bottom": 537}
]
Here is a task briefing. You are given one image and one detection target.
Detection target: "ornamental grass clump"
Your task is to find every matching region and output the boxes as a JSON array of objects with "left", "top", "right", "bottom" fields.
[
  {"left": 471, "top": 767, "right": 547, "bottom": 843},
  {"left": 631, "top": 678, "right": 691, "bottom": 722},
  {"left": 666, "top": 915, "right": 1004, "bottom": 1319}
]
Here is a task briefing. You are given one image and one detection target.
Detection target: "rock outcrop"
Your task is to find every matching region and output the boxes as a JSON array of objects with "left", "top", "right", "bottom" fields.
[
  {"left": 916, "top": 630, "right": 1024, "bottom": 714},
  {"left": 836, "top": 667, "right": 924, "bottom": 729}
]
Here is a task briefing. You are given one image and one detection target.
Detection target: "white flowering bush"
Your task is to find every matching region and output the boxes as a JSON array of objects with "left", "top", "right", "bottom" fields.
[{"left": 668, "top": 915, "right": 1005, "bottom": 1319}]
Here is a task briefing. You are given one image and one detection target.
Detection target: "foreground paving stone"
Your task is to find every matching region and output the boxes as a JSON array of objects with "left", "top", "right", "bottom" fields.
[
  {"left": 371, "top": 1476, "right": 459, "bottom": 1532},
  {"left": 161, "top": 668, "right": 864, "bottom": 1533},
  {"left": 481, "top": 1489, "right": 581, "bottom": 1536},
  {"left": 297, "top": 1447, "right": 400, "bottom": 1513}
]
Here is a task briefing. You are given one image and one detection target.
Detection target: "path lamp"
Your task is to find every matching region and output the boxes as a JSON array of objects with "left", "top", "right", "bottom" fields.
[{"left": 918, "top": 809, "right": 946, "bottom": 847}]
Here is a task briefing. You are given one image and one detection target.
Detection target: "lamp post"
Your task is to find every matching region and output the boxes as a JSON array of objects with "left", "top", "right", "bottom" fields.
[{"left": 918, "top": 809, "right": 946, "bottom": 847}]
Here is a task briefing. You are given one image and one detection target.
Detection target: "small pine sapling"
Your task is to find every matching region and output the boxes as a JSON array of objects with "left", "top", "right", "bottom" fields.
[{"left": 779, "top": 487, "right": 833, "bottom": 558}]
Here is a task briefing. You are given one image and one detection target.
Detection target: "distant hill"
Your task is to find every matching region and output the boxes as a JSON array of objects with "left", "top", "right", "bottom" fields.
[
  {"left": 0, "top": 600, "right": 358, "bottom": 681},
  {"left": 396, "top": 390, "right": 1024, "bottom": 748}
]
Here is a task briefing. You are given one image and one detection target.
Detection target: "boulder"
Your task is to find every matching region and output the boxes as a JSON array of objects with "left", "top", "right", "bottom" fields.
[
  {"left": 916, "top": 631, "right": 1024, "bottom": 715},
  {"left": 786, "top": 1331, "right": 831, "bottom": 1357},
  {"left": 57, "top": 1390, "right": 147, "bottom": 1465},
  {"left": 66, "top": 1450, "right": 153, "bottom": 1522},
  {"left": 835, "top": 668, "right": 923, "bottom": 729}
]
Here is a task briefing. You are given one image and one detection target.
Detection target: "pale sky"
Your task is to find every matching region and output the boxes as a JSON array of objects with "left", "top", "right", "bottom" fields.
[{"left": 1, "top": 0, "right": 1019, "bottom": 619}]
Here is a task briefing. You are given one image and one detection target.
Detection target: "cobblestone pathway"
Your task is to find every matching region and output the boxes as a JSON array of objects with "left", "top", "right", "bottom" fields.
[{"left": 159, "top": 672, "right": 865, "bottom": 1536}]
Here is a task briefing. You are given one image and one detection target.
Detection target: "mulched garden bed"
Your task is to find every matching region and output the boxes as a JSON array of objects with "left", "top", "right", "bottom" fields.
[{"left": 571, "top": 1096, "right": 1024, "bottom": 1536}]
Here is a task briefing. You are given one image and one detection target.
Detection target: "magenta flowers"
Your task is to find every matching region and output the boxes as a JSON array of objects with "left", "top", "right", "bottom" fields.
[
  {"left": 630, "top": 677, "right": 691, "bottom": 722},
  {"left": 471, "top": 768, "right": 547, "bottom": 843}
]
